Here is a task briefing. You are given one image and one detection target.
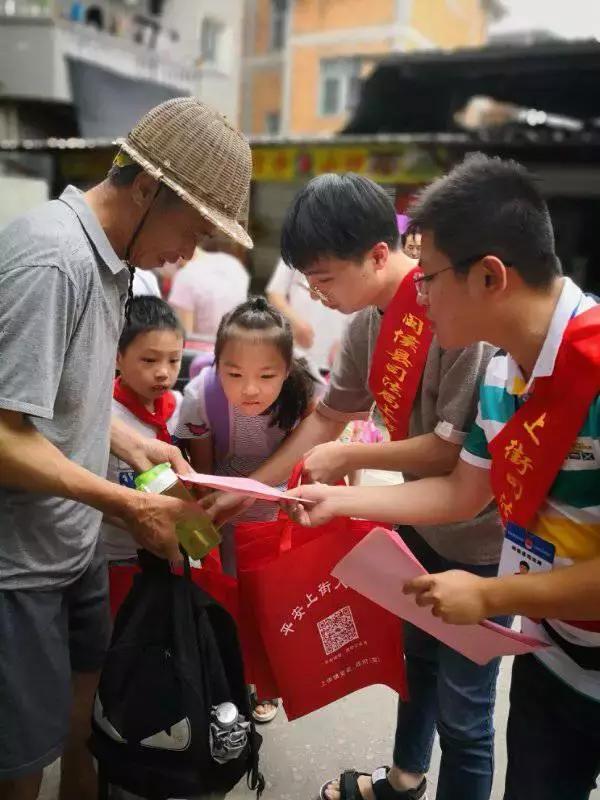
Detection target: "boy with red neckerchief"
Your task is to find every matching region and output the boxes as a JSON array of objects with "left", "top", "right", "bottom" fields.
[{"left": 102, "top": 296, "right": 183, "bottom": 569}]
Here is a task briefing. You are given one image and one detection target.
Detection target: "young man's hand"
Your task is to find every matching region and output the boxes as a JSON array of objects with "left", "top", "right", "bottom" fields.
[
  {"left": 303, "top": 441, "right": 351, "bottom": 484},
  {"left": 281, "top": 483, "right": 342, "bottom": 527},
  {"left": 403, "top": 570, "right": 491, "bottom": 624},
  {"left": 292, "top": 319, "right": 315, "bottom": 350}
]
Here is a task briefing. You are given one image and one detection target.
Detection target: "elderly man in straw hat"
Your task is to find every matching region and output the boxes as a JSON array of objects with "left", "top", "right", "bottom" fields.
[{"left": 0, "top": 98, "right": 252, "bottom": 800}]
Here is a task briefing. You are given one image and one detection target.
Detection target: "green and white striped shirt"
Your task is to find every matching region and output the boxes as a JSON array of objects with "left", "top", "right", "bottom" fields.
[{"left": 461, "top": 277, "right": 600, "bottom": 699}]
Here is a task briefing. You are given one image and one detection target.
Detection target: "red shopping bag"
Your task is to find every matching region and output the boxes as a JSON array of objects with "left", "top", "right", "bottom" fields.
[
  {"left": 234, "top": 538, "right": 282, "bottom": 699},
  {"left": 233, "top": 466, "right": 351, "bottom": 698},
  {"left": 191, "top": 549, "right": 239, "bottom": 623},
  {"left": 108, "top": 563, "right": 141, "bottom": 618},
  {"left": 235, "top": 467, "right": 407, "bottom": 720}
]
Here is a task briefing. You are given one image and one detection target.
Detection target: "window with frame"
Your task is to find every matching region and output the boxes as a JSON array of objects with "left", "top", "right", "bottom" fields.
[
  {"left": 270, "top": 0, "right": 288, "bottom": 51},
  {"left": 264, "top": 111, "right": 281, "bottom": 135},
  {"left": 200, "top": 17, "right": 222, "bottom": 65},
  {"left": 319, "top": 58, "right": 362, "bottom": 117}
]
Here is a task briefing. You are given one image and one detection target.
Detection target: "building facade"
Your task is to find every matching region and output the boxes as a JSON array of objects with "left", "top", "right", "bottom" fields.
[
  {"left": 241, "top": 0, "right": 499, "bottom": 137},
  {"left": 0, "top": 0, "right": 243, "bottom": 139}
]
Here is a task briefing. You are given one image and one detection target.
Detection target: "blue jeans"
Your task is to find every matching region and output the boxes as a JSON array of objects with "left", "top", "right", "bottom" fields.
[{"left": 393, "top": 527, "right": 509, "bottom": 800}]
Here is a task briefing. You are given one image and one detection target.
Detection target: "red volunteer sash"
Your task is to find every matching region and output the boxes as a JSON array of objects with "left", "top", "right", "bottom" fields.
[
  {"left": 113, "top": 377, "right": 177, "bottom": 444},
  {"left": 489, "top": 305, "right": 600, "bottom": 631},
  {"left": 369, "top": 267, "right": 433, "bottom": 440},
  {"left": 489, "top": 305, "right": 600, "bottom": 528}
]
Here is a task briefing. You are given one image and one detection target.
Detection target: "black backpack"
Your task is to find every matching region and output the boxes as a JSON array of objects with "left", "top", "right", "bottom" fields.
[{"left": 90, "top": 551, "right": 264, "bottom": 799}]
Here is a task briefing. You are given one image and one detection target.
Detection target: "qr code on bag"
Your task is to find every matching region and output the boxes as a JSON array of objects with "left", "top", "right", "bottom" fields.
[{"left": 317, "top": 605, "right": 359, "bottom": 655}]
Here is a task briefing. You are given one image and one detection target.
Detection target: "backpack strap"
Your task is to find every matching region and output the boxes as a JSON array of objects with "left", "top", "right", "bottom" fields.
[
  {"left": 202, "top": 364, "right": 231, "bottom": 461},
  {"left": 247, "top": 730, "right": 266, "bottom": 798}
]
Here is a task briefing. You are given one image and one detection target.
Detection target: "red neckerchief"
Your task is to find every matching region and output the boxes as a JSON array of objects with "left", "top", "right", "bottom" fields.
[{"left": 113, "top": 377, "right": 176, "bottom": 444}]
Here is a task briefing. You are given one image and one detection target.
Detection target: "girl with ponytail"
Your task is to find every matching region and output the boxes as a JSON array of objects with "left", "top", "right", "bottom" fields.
[
  {"left": 175, "top": 296, "right": 316, "bottom": 723},
  {"left": 175, "top": 295, "right": 315, "bottom": 563}
]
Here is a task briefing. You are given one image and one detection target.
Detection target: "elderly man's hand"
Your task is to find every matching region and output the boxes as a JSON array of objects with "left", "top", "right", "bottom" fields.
[
  {"left": 110, "top": 416, "right": 192, "bottom": 475},
  {"left": 136, "top": 439, "right": 193, "bottom": 475},
  {"left": 122, "top": 491, "right": 201, "bottom": 562},
  {"left": 403, "top": 570, "right": 490, "bottom": 625}
]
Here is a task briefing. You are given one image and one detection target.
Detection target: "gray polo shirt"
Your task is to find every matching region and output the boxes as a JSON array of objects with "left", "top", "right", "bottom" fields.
[
  {"left": 318, "top": 306, "right": 503, "bottom": 565},
  {"left": 0, "top": 186, "right": 130, "bottom": 590}
]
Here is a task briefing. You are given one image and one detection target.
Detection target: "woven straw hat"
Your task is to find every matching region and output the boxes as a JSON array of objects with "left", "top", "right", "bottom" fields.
[{"left": 116, "top": 98, "right": 253, "bottom": 249}]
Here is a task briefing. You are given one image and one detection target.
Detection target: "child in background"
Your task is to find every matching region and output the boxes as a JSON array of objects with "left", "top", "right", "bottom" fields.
[
  {"left": 174, "top": 296, "right": 316, "bottom": 722},
  {"left": 101, "top": 296, "right": 184, "bottom": 589}
]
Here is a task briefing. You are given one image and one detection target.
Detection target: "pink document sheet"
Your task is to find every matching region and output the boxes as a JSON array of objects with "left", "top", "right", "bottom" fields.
[
  {"left": 332, "top": 527, "right": 547, "bottom": 665},
  {"left": 177, "top": 472, "right": 310, "bottom": 502}
]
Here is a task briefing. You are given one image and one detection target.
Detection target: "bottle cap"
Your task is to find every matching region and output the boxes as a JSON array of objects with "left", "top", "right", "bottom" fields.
[
  {"left": 134, "top": 463, "right": 177, "bottom": 494},
  {"left": 214, "top": 702, "right": 238, "bottom": 729}
]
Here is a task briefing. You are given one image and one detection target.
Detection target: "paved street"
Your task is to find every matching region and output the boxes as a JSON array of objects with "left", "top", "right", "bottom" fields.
[
  {"left": 40, "top": 470, "right": 600, "bottom": 800},
  {"left": 40, "top": 650, "right": 600, "bottom": 800}
]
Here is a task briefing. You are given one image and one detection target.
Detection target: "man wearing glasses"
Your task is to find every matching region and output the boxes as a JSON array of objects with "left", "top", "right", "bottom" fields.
[
  {"left": 289, "top": 156, "right": 600, "bottom": 800},
  {"left": 207, "top": 172, "right": 504, "bottom": 800}
]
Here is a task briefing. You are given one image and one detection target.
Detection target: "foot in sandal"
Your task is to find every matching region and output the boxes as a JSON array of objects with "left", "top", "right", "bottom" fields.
[
  {"left": 319, "top": 768, "right": 427, "bottom": 800},
  {"left": 251, "top": 697, "right": 279, "bottom": 723}
]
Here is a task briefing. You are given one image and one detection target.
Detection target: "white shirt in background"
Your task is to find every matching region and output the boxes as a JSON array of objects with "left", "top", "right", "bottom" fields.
[
  {"left": 168, "top": 251, "right": 250, "bottom": 340},
  {"left": 132, "top": 268, "right": 161, "bottom": 297},
  {"left": 267, "top": 258, "right": 351, "bottom": 372}
]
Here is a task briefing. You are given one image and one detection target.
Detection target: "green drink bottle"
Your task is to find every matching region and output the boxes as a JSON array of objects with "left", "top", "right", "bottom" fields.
[{"left": 134, "top": 463, "right": 221, "bottom": 560}]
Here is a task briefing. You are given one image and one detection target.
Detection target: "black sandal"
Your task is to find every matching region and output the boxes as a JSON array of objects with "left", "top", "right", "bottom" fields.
[
  {"left": 319, "top": 770, "right": 371, "bottom": 800},
  {"left": 319, "top": 768, "right": 427, "bottom": 800}
]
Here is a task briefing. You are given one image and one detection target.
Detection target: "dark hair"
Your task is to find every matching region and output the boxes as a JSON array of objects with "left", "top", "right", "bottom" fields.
[
  {"left": 119, "top": 295, "right": 185, "bottom": 351},
  {"left": 400, "top": 229, "right": 416, "bottom": 248},
  {"left": 519, "top": 560, "right": 530, "bottom": 571},
  {"left": 280, "top": 173, "right": 400, "bottom": 272},
  {"left": 408, "top": 153, "right": 561, "bottom": 288},
  {"left": 214, "top": 296, "right": 314, "bottom": 432}
]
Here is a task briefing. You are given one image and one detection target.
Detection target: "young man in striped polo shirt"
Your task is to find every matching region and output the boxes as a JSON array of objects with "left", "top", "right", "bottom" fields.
[{"left": 290, "top": 153, "right": 600, "bottom": 800}]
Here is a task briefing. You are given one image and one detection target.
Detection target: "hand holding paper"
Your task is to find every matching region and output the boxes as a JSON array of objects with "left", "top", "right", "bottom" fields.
[
  {"left": 403, "top": 569, "right": 494, "bottom": 625},
  {"left": 332, "top": 527, "right": 547, "bottom": 665}
]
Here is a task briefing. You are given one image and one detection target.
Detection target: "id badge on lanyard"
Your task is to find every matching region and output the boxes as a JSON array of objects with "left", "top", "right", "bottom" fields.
[{"left": 498, "top": 521, "right": 556, "bottom": 577}]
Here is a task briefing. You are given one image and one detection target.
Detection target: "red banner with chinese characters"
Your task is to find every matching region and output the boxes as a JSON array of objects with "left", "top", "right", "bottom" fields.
[
  {"left": 489, "top": 305, "right": 600, "bottom": 529},
  {"left": 369, "top": 268, "right": 433, "bottom": 440}
]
